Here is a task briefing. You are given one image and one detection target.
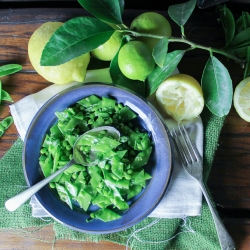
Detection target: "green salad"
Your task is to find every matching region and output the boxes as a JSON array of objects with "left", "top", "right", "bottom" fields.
[{"left": 39, "top": 95, "right": 153, "bottom": 222}]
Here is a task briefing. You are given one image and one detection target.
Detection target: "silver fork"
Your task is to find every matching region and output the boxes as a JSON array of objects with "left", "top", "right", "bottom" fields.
[{"left": 170, "top": 124, "right": 235, "bottom": 250}]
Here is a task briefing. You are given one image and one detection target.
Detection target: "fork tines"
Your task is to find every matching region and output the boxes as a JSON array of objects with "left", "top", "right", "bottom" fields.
[{"left": 170, "top": 124, "right": 200, "bottom": 166}]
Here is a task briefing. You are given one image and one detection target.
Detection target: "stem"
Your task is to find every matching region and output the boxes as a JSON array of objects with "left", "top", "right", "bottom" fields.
[
  {"left": 180, "top": 26, "right": 185, "bottom": 39},
  {"left": 169, "top": 37, "right": 243, "bottom": 65},
  {"left": 126, "top": 30, "right": 245, "bottom": 67},
  {"left": 117, "top": 23, "right": 129, "bottom": 30}
]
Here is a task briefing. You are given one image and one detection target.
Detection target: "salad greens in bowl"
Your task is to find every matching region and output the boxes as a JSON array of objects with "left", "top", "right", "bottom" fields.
[{"left": 23, "top": 83, "right": 172, "bottom": 234}]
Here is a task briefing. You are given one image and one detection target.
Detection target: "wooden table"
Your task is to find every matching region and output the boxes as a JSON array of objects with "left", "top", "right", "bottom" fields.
[{"left": 1, "top": 2, "right": 250, "bottom": 249}]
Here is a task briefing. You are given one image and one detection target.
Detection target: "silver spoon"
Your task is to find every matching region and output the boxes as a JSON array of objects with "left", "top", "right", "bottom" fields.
[{"left": 5, "top": 126, "right": 120, "bottom": 212}]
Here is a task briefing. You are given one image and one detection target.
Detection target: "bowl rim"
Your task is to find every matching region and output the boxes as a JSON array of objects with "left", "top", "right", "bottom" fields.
[{"left": 23, "top": 82, "right": 172, "bottom": 234}]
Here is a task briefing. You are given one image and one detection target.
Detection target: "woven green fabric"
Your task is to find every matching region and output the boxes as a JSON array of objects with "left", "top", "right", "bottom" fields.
[{"left": 0, "top": 107, "right": 225, "bottom": 250}]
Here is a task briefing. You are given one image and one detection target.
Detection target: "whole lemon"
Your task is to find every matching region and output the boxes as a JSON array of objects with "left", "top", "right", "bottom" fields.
[
  {"left": 28, "top": 22, "right": 90, "bottom": 84},
  {"left": 130, "top": 12, "right": 172, "bottom": 51},
  {"left": 118, "top": 40, "right": 155, "bottom": 81},
  {"left": 91, "top": 31, "right": 122, "bottom": 61}
]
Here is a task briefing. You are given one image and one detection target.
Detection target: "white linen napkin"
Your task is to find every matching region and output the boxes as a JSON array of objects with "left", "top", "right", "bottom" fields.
[{"left": 10, "top": 68, "right": 203, "bottom": 219}]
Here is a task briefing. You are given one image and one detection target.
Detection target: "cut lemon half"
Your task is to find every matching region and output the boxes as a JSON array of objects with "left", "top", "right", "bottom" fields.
[
  {"left": 155, "top": 73, "right": 204, "bottom": 122},
  {"left": 233, "top": 76, "right": 250, "bottom": 122}
]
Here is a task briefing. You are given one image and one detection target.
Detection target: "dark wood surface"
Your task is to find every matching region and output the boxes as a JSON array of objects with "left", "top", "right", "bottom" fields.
[{"left": 0, "top": 2, "right": 250, "bottom": 249}]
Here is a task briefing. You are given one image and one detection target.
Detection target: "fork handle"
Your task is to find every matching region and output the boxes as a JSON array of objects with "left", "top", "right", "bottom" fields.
[{"left": 199, "top": 182, "right": 235, "bottom": 250}]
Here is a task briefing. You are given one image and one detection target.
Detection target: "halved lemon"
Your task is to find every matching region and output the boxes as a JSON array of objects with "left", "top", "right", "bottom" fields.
[
  {"left": 233, "top": 76, "right": 250, "bottom": 122},
  {"left": 155, "top": 73, "right": 204, "bottom": 122}
]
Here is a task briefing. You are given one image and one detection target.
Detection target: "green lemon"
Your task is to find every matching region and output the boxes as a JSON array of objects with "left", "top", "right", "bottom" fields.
[
  {"left": 28, "top": 22, "right": 90, "bottom": 85},
  {"left": 130, "top": 12, "right": 172, "bottom": 51},
  {"left": 91, "top": 31, "right": 122, "bottom": 61},
  {"left": 118, "top": 40, "right": 155, "bottom": 81}
]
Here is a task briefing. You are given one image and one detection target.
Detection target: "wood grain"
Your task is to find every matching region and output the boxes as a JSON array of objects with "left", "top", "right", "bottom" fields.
[
  {"left": 1, "top": 225, "right": 126, "bottom": 250},
  {"left": 0, "top": 5, "right": 250, "bottom": 249}
]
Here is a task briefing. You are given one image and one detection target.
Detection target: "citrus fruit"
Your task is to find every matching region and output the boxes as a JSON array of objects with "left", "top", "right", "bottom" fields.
[
  {"left": 130, "top": 12, "right": 172, "bottom": 51},
  {"left": 28, "top": 22, "right": 90, "bottom": 85},
  {"left": 91, "top": 31, "right": 122, "bottom": 61},
  {"left": 118, "top": 40, "right": 155, "bottom": 81},
  {"left": 233, "top": 76, "right": 250, "bottom": 122},
  {"left": 155, "top": 73, "right": 204, "bottom": 121}
]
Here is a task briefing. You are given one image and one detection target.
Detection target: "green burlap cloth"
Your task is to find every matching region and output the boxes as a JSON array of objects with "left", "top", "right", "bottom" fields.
[{"left": 0, "top": 107, "right": 225, "bottom": 250}]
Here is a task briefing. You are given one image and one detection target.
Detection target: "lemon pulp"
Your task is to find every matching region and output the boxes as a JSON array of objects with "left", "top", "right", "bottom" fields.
[
  {"left": 156, "top": 74, "right": 204, "bottom": 121},
  {"left": 233, "top": 77, "right": 250, "bottom": 122}
]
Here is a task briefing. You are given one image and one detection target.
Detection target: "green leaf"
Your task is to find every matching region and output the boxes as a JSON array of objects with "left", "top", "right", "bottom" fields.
[
  {"left": 244, "top": 46, "right": 250, "bottom": 78},
  {"left": 109, "top": 39, "right": 146, "bottom": 97},
  {"left": 224, "top": 27, "right": 250, "bottom": 58},
  {"left": 147, "top": 50, "right": 185, "bottom": 96},
  {"left": 78, "top": 0, "right": 124, "bottom": 24},
  {"left": 40, "top": 17, "right": 114, "bottom": 66},
  {"left": 242, "top": 11, "right": 250, "bottom": 28},
  {"left": 152, "top": 37, "right": 168, "bottom": 68},
  {"left": 168, "top": 0, "right": 196, "bottom": 27},
  {"left": 225, "top": 27, "right": 250, "bottom": 49},
  {"left": 201, "top": 56, "right": 233, "bottom": 117},
  {"left": 216, "top": 5, "right": 235, "bottom": 45},
  {"left": 0, "top": 64, "right": 22, "bottom": 77},
  {"left": 236, "top": 11, "right": 250, "bottom": 34},
  {"left": 228, "top": 46, "right": 249, "bottom": 58}
]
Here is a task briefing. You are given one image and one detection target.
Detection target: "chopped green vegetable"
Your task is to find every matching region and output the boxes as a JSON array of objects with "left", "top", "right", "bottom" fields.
[
  {"left": 0, "top": 116, "right": 13, "bottom": 137},
  {"left": 39, "top": 95, "right": 153, "bottom": 222},
  {"left": 1, "top": 90, "right": 13, "bottom": 103},
  {"left": 0, "top": 64, "right": 22, "bottom": 77},
  {"left": 55, "top": 183, "right": 73, "bottom": 209},
  {"left": 77, "top": 189, "right": 92, "bottom": 211},
  {"left": 89, "top": 208, "right": 121, "bottom": 222}
]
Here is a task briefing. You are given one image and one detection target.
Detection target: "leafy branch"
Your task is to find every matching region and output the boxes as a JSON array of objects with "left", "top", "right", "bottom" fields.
[
  {"left": 127, "top": 31, "right": 244, "bottom": 65},
  {"left": 40, "top": 0, "right": 250, "bottom": 118}
]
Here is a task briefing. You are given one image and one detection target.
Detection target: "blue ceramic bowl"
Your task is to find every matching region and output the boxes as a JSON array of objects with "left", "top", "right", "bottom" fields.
[{"left": 23, "top": 83, "right": 172, "bottom": 234}]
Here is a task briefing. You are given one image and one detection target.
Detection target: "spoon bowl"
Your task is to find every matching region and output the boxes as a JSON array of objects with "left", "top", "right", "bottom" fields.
[
  {"left": 74, "top": 126, "right": 120, "bottom": 166},
  {"left": 5, "top": 126, "right": 120, "bottom": 212}
]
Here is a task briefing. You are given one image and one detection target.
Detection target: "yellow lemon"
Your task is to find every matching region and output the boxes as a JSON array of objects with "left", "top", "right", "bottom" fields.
[
  {"left": 130, "top": 12, "right": 172, "bottom": 51},
  {"left": 233, "top": 76, "right": 250, "bottom": 122},
  {"left": 118, "top": 40, "right": 155, "bottom": 81},
  {"left": 28, "top": 22, "right": 90, "bottom": 84},
  {"left": 156, "top": 74, "right": 204, "bottom": 121},
  {"left": 91, "top": 31, "right": 122, "bottom": 61}
]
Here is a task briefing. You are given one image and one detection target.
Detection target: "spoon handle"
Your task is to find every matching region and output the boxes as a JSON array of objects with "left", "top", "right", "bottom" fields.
[{"left": 5, "top": 159, "right": 75, "bottom": 212}]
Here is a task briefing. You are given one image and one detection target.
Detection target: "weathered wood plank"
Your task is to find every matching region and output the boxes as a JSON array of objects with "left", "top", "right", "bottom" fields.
[{"left": 0, "top": 6, "right": 250, "bottom": 250}]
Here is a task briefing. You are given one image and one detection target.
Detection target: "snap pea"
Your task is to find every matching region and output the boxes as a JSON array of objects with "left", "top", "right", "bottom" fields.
[
  {"left": 0, "top": 116, "right": 13, "bottom": 137},
  {"left": 1, "top": 89, "right": 13, "bottom": 103},
  {"left": 39, "top": 95, "right": 153, "bottom": 222},
  {"left": 0, "top": 64, "right": 22, "bottom": 77},
  {"left": 92, "top": 193, "right": 112, "bottom": 208},
  {"left": 0, "top": 64, "right": 22, "bottom": 137},
  {"left": 89, "top": 208, "right": 121, "bottom": 222},
  {"left": 77, "top": 189, "right": 92, "bottom": 211},
  {"left": 55, "top": 183, "right": 73, "bottom": 209}
]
